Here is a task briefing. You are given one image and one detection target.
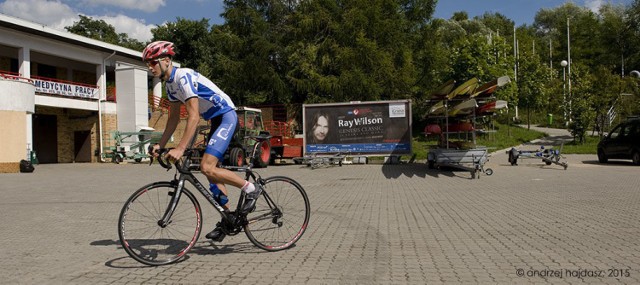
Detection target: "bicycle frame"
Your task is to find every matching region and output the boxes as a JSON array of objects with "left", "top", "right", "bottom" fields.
[
  {"left": 155, "top": 136, "right": 272, "bottom": 230},
  {"left": 157, "top": 162, "right": 255, "bottom": 228}
]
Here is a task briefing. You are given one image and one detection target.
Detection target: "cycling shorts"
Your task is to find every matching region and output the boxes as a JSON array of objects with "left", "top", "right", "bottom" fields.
[{"left": 205, "top": 110, "right": 237, "bottom": 160}]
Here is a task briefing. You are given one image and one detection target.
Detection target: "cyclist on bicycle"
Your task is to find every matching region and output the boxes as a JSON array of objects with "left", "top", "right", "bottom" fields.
[{"left": 143, "top": 40, "right": 261, "bottom": 242}]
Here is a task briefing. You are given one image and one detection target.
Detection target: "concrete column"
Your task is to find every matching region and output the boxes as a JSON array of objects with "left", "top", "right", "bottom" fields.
[
  {"left": 18, "top": 47, "right": 30, "bottom": 77},
  {"left": 96, "top": 64, "right": 105, "bottom": 101},
  {"left": 19, "top": 47, "right": 32, "bottom": 156},
  {"left": 115, "top": 62, "right": 149, "bottom": 132}
]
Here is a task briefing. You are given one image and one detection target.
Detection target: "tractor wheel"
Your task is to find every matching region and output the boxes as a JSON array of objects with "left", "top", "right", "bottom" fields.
[
  {"left": 253, "top": 140, "right": 271, "bottom": 168},
  {"left": 229, "top": 147, "right": 245, "bottom": 167}
]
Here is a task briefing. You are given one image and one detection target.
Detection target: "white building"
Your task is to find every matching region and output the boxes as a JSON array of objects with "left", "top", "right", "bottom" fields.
[{"left": 0, "top": 13, "right": 162, "bottom": 172}]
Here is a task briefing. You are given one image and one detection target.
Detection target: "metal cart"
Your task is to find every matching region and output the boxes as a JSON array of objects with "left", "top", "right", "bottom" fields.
[
  {"left": 294, "top": 152, "right": 346, "bottom": 169},
  {"left": 427, "top": 147, "right": 493, "bottom": 179},
  {"left": 105, "top": 128, "right": 162, "bottom": 163},
  {"left": 507, "top": 144, "right": 568, "bottom": 170}
]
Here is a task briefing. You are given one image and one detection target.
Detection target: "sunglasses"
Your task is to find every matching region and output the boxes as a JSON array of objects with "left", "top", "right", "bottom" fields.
[{"left": 146, "top": 60, "right": 160, "bottom": 67}]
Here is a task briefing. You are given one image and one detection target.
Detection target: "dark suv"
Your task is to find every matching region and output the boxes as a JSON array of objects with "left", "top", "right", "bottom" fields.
[{"left": 597, "top": 118, "right": 640, "bottom": 165}]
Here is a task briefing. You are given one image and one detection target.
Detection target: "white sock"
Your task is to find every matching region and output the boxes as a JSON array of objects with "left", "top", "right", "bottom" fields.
[{"left": 241, "top": 181, "right": 255, "bottom": 194}]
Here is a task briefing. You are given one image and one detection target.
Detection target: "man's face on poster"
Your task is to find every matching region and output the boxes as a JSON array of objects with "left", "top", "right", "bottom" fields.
[{"left": 313, "top": 116, "right": 329, "bottom": 142}]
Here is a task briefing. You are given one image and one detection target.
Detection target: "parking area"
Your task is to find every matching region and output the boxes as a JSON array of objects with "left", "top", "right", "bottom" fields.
[{"left": 1, "top": 150, "right": 639, "bottom": 284}]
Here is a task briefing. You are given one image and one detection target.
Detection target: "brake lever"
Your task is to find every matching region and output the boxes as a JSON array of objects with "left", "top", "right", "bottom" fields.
[
  {"left": 157, "top": 149, "right": 172, "bottom": 171},
  {"left": 148, "top": 145, "right": 155, "bottom": 166},
  {"left": 147, "top": 145, "right": 172, "bottom": 171}
]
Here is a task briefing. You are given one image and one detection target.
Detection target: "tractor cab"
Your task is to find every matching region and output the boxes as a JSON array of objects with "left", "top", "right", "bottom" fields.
[
  {"left": 226, "top": 107, "right": 271, "bottom": 167},
  {"left": 237, "top": 107, "right": 264, "bottom": 139}
]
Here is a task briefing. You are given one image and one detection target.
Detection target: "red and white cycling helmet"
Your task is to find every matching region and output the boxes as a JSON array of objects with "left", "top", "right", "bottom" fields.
[{"left": 142, "top": 41, "right": 176, "bottom": 62}]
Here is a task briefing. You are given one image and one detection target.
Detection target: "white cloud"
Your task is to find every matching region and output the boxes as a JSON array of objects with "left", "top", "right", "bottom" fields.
[
  {"left": 585, "top": 0, "right": 604, "bottom": 13},
  {"left": 0, "top": 0, "right": 77, "bottom": 28},
  {"left": 0, "top": 0, "right": 154, "bottom": 42},
  {"left": 80, "top": 0, "right": 166, "bottom": 13},
  {"left": 96, "top": 14, "right": 155, "bottom": 42}
]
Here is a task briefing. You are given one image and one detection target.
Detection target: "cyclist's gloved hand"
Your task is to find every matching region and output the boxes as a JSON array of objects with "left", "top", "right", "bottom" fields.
[
  {"left": 149, "top": 143, "right": 160, "bottom": 157},
  {"left": 165, "top": 147, "right": 185, "bottom": 162}
]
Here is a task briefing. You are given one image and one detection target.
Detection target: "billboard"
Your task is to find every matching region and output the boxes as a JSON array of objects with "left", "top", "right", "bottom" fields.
[{"left": 303, "top": 100, "right": 412, "bottom": 155}]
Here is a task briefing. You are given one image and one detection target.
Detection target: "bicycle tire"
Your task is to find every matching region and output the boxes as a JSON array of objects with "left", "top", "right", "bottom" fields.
[
  {"left": 244, "top": 176, "right": 310, "bottom": 251},
  {"left": 118, "top": 182, "right": 202, "bottom": 266}
]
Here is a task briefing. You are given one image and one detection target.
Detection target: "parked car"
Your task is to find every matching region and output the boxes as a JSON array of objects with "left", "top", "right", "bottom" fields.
[{"left": 597, "top": 118, "right": 640, "bottom": 165}]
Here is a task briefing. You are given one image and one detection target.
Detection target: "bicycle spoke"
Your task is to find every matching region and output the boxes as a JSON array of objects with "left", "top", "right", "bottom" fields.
[
  {"left": 119, "top": 183, "right": 201, "bottom": 266},
  {"left": 244, "top": 176, "right": 310, "bottom": 251}
]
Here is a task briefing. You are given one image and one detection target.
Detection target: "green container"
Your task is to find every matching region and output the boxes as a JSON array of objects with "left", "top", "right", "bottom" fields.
[
  {"left": 30, "top": 151, "right": 39, "bottom": 165},
  {"left": 547, "top": 114, "right": 553, "bottom": 126}
]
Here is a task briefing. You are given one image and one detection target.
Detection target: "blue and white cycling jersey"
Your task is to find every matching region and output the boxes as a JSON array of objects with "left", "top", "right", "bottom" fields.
[{"left": 165, "top": 67, "right": 235, "bottom": 119}]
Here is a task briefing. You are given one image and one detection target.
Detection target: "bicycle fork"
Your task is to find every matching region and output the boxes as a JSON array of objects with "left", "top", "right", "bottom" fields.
[
  {"left": 157, "top": 179, "right": 185, "bottom": 228},
  {"left": 158, "top": 174, "right": 230, "bottom": 228}
]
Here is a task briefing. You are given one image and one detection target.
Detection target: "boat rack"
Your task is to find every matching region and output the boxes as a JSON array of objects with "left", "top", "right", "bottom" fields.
[{"left": 425, "top": 76, "right": 510, "bottom": 179}]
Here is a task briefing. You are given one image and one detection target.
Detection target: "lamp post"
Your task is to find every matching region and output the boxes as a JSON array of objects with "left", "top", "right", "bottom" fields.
[
  {"left": 566, "top": 18, "right": 572, "bottom": 125},
  {"left": 561, "top": 60, "right": 568, "bottom": 125}
]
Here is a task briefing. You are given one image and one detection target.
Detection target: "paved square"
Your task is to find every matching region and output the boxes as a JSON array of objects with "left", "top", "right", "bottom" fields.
[{"left": 1, "top": 151, "right": 639, "bottom": 284}]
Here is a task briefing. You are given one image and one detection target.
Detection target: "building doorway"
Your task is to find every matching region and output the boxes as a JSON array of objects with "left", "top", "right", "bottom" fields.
[
  {"left": 32, "top": 114, "right": 58, "bottom": 163},
  {"left": 74, "top": 131, "right": 91, "bottom": 162}
]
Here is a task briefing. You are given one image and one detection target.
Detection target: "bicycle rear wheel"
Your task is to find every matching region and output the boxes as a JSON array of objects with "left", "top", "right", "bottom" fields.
[
  {"left": 118, "top": 182, "right": 202, "bottom": 266},
  {"left": 244, "top": 176, "right": 310, "bottom": 251}
]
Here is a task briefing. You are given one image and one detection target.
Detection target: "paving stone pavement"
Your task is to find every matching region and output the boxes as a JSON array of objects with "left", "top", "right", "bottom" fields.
[{"left": 1, "top": 141, "right": 640, "bottom": 284}]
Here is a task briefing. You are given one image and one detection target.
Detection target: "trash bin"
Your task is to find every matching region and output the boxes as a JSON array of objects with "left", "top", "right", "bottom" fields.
[
  {"left": 547, "top": 114, "right": 553, "bottom": 126},
  {"left": 30, "top": 150, "right": 39, "bottom": 165}
]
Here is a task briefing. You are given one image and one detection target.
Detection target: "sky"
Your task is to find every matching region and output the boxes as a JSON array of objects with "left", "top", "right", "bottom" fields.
[{"left": 0, "top": 0, "right": 634, "bottom": 42}]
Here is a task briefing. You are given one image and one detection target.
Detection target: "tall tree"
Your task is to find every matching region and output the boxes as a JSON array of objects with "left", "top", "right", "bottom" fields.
[
  {"left": 589, "top": 66, "right": 624, "bottom": 136},
  {"left": 626, "top": 0, "right": 640, "bottom": 71},
  {"left": 534, "top": 3, "right": 605, "bottom": 72},
  {"left": 567, "top": 63, "right": 595, "bottom": 142},
  {"left": 211, "top": 0, "right": 291, "bottom": 106},
  {"left": 517, "top": 52, "right": 550, "bottom": 129},
  {"left": 285, "top": 0, "right": 435, "bottom": 104},
  {"left": 151, "top": 18, "right": 212, "bottom": 72},
  {"left": 65, "top": 15, "right": 144, "bottom": 50},
  {"left": 598, "top": 3, "right": 633, "bottom": 75}
]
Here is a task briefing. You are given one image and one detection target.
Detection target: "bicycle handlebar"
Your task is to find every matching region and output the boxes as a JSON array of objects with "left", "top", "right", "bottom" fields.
[
  {"left": 148, "top": 145, "right": 173, "bottom": 170},
  {"left": 148, "top": 146, "right": 249, "bottom": 174}
]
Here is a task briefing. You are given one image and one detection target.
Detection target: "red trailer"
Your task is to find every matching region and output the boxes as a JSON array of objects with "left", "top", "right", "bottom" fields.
[{"left": 264, "top": 121, "right": 303, "bottom": 164}]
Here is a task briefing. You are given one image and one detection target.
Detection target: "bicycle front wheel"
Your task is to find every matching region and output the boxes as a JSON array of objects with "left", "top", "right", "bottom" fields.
[
  {"left": 244, "top": 176, "right": 310, "bottom": 251},
  {"left": 118, "top": 182, "right": 202, "bottom": 266}
]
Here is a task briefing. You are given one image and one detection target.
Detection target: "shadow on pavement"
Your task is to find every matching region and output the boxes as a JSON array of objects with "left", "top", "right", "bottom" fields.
[
  {"left": 380, "top": 162, "right": 428, "bottom": 179},
  {"left": 424, "top": 166, "right": 476, "bottom": 180},
  {"left": 105, "top": 256, "right": 164, "bottom": 268},
  {"left": 91, "top": 239, "right": 119, "bottom": 246},
  {"left": 189, "top": 241, "right": 259, "bottom": 255},
  {"left": 582, "top": 160, "right": 637, "bottom": 167},
  {"left": 94, "top": 239, "right": 259, "bottom": 269}
]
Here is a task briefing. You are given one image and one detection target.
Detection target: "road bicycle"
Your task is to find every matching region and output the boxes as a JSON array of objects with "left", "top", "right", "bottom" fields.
[{"left": 117, "top": 135, "right": 310, "bottom": 266}]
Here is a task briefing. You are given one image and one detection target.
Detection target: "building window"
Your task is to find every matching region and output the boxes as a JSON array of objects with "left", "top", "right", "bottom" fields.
[{"left": 37, "top": 63, "right": 57, "bottom": 78}]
